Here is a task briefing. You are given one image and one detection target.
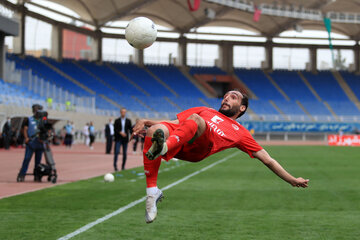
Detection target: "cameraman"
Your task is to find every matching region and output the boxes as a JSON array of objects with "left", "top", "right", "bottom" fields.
[{"left": 17, "top": 104, "right": 45, "bottom": 182}]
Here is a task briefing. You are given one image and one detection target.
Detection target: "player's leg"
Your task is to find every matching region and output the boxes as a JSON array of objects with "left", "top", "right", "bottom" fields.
[
  {"left": 145, "top": 114, "right": 206, "bottom": 160},
  {"left": 143, "top": 124, "right": 169, "bottom": 223},
  {"left": 144, "top": 115, "right": 206, "bottom": 223}
]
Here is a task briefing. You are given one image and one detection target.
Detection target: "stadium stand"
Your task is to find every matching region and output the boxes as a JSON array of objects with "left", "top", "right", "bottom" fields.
[
  {"left": 111, "top": 63, "right": 175, "bottom": 97},
  {"left": 234, "top": 69, "right": 286, "bottom": 100},
  {"left": 0, "top": 78, "right": 46, "bottom": 107},
  {"left": 269, "top": 70, "right": 317, "bottom": 101},
  {"left": 302, "top": 71, "right": 360, "bottom": 116},
  {"left": 339, "top": 71, "right": 360, "bottom": 100},
  {"left": 5, "top": 53, "right": 360, "bottom": 122},
  {"left": 147, "top": 65, "right": 207, "bottom": 97}
]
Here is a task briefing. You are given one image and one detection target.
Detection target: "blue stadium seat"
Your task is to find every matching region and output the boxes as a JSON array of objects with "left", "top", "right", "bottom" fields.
[
  {"left": 269, "top": 71, "right": 317, "bottom": 101},
  {"left": 339, "top": 71, "right": 360, "bottom": 100},
  {"left": 147, "top": 65, "right": 206, "bottom": 97},
  {"left": 234, "top": 69, "right": 286, "bottom": 100},
  {"left": 111, "top": 63, "right": 175, "bottom": 97}
]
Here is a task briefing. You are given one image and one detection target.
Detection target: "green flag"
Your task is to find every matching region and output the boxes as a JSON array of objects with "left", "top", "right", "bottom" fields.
[{"left": 323, "top": 17, "right": 335, "bottom": 68}]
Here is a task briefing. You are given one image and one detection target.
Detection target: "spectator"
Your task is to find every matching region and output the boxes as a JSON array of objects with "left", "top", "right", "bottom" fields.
[
  {"left": 132, "top": 119, "right": 145, "bottom": 154},
  {"left": 114, "top": 108, "right": 132, "bottom": 171},
  {"left": 105, "top": 118, "right": 114, "bottom": 154},
  {"left": 2, "top": 117, "right": 12, "bottom": 150},
  {"left": 89, "top": 121, "right": 95, "bottom": 149},
  {"left": 83, "top": 123, "right": 90, "bottom": 146},
  {"left": 64, "top": 121, "right": 74, "bottom": 148}
]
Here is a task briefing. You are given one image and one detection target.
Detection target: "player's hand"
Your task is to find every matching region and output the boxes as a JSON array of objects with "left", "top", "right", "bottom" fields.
[
  {"left": 291, "top": 178, "right": 309, "bottom": 188},
  {"left": 131, "top": 119, "right": 146, "bottom": 140}
]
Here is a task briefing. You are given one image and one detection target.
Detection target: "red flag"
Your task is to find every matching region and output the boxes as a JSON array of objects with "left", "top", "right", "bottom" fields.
[
  {"left": 253, "top": 6, "right": 261, "bottom": 22},
  {"left": 187, "top": 0, "right": 201, "bottom": 11}
]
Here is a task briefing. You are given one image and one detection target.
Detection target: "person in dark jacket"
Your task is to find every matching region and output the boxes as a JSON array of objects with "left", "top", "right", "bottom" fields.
[
  {"left": 113, "top": 108, "right": 132, "bottom": 171},
  {"left": 105, "top": 118, "right": 114, "bottom": 154}
]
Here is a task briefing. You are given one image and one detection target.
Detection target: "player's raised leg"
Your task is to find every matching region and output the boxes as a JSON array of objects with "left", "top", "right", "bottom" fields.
[
  {"left": 143, "top": 124, "right": 169, "bottom": 223},
  {"left": 144, "top": 114, "right": 206, "bottom": 223},
  {"left": 146, "top": 114, "right": 205, "bottom": 160}
]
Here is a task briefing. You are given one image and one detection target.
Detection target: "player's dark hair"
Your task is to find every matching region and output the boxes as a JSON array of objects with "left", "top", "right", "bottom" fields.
[{"left": 233, "top": 89, "right": 248, "bottom": 119}]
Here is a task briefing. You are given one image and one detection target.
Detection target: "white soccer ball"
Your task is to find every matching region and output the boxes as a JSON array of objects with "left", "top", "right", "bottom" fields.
[
  {"left": 125, "top": 17, "right": 157, "bottom": 50},
  {"left": 104, "top": 173, "right": 115, "bottom": 182}
]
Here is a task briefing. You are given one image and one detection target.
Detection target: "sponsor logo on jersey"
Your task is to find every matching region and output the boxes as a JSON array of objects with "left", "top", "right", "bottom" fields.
[
  {"left": 207, "top": 121, "right": 226, "bottom": 137},
  {"left": 211, "top": 115, "right": 224, "bottom": 124},
  {"left": 232, "top": 124, "right": 239, "bottom": 130}
]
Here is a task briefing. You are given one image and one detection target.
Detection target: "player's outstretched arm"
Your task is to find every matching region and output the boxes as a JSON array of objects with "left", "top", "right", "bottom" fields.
[
  {"left": 252, "top": 149, "right": 309, "bottom": 188},
  {"left": 131, "top": 119, "right": 179, "bottom": 139}
]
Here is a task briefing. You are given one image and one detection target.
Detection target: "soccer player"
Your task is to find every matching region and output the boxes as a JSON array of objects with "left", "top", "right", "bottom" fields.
[{"left": 132, "top": 89, "right": 309, "bottom": 223}]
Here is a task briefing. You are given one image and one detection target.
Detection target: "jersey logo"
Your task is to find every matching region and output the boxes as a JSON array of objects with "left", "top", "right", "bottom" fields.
[
  {"left": 211, "top": 115, "right": 224, "bottom": 124},
  {"left": 232, "top": 124, "right": 239, "bottom": 130}
]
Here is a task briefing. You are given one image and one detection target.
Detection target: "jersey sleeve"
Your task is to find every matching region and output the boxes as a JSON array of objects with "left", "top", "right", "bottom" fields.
[
  {"left": 177, "top": 107, "right": 207, "bottom": 122},
  {"left": 237, "top": 129, "right": 263, "bottom": 158}
]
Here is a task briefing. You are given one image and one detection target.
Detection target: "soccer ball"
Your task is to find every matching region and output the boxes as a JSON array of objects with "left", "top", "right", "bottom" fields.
[
  {"left": 125, "top": 17, "right": 157, "bottom": 50},
  {"left": 104, "top": 173, "right": 115, "bottom": 182}
]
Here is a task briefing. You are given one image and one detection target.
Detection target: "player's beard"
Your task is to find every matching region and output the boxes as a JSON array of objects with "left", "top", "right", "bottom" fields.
[{"left": 218, "top": 104, "right": 239, "bottom": 118}]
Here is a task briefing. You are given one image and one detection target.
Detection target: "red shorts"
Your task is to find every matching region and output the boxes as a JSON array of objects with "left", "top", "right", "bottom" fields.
[{"left": 161, "top": 121, "right": 213, "bottom": 162}]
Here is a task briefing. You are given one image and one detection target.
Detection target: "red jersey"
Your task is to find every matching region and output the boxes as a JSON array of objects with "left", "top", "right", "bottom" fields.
[{"left": 162, "top": 107, "right": 262, "bottom": 162}]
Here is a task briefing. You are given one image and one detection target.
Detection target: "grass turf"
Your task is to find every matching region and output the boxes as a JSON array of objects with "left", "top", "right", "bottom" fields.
[{"left": 0, "top": 146, "right": 359, "bottom": 240}]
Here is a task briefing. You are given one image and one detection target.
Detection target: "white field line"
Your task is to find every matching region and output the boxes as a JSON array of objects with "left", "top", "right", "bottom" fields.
[{"left": 58, "top": 151, "right": 239, "bottom": 240}]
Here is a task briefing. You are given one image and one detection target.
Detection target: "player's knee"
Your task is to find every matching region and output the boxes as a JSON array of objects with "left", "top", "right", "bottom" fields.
[{"left": 188, "top": 114, "right": 205, "bottom": 127}]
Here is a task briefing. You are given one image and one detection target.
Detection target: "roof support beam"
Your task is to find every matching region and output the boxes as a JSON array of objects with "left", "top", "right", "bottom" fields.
[
  {"left": 180, "top": 6, "right": 231, "bottom": 33},
  {"left": 268, "top": 0, "right": 330, "bottom": 37}
]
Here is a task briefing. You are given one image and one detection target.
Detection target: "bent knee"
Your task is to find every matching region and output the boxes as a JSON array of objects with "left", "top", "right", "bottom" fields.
[{"left": 187, "top": 114, "right": 205, "bottom": 126}]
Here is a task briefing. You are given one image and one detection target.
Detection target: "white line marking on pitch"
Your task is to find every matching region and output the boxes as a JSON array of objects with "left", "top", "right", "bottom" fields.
[{"left": 58, "top": 152, "right": 238, "bottom": 240}]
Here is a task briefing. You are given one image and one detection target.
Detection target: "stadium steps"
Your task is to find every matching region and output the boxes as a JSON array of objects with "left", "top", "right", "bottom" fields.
[
  {"left": 99, "top": 94, "right": 122, "bottom": 109},
  {"left": 163, "top": 97, "right": 183, "bottom": 111},
  {"left": 38, "top": 58, "right": 95, "bottom": 95},
  {"left": 297, "top": 71, "right": 322, "bottom": 101},
  {"left": 269, "top": 100, "right": 287, "bottom": 119},
  {"left": 323, "top": 101, "right": 340, "bottom": 121},
  {"left": 296, "top": 101, "right": 315, "bottom": 121},
  {"left": 144, "top": 67, "right": 179, "bottom": 97},
  {"left": 72, "top": 60, "right": 123, "bottom": 97},
  {"left": 105, "top": 63, "right": 150, "bottom": 96},
  {"left": 232, "top": 74, "right": 258, "bottom": 100},
  {"left": 131, "top": 95, "right": 154, "bottom": 112},
  {"left": 332, "top": 71, "right": 360, "bottom": 111},
  {"left": 263, "top": 71, "right": 290, "bottom": 101},
  {"left": 177, "top": 66, "right": 215, "bottom": 98}
]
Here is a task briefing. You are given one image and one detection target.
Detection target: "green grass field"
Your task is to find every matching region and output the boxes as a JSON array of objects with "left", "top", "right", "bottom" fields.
[{"left": 1, "top": 146, "right": 359, "bottom": 240}]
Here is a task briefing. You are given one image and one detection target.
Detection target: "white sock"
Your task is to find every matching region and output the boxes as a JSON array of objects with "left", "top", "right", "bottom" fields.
[{"left": 146, "top": 187, "right": 159, "bottom": 195}]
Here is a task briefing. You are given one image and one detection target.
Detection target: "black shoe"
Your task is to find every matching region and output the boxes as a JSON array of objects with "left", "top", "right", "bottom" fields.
[
  {"left": 114, "top": 167, "right": 118, "bottom": 172},
  {"left": 145, "top": 129, "right": 167, "bottom": 160},
  {"left": 17, "top": 174, "right": 25, "bottom": 182}
]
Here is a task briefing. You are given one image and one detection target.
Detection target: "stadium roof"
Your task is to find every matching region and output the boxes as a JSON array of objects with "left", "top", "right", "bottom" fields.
[{"left": 8, "top": 0, "right": 360, "bottom": 39}]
